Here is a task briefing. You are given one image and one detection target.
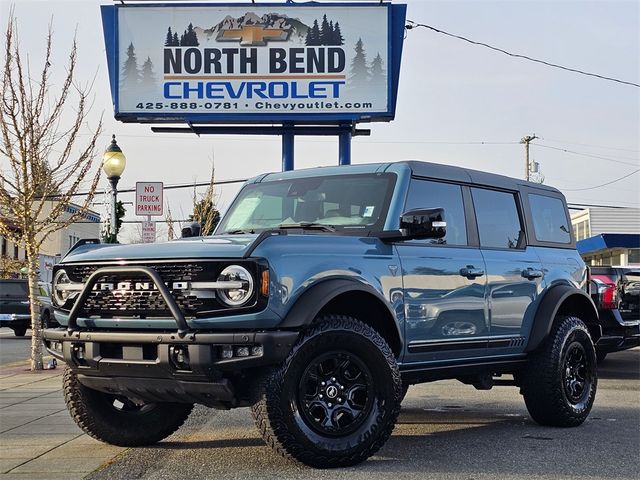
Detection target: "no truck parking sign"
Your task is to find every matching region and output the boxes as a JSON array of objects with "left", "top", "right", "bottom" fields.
[{"left": 135, "top": 182, "right": 163, "bottom": 216}]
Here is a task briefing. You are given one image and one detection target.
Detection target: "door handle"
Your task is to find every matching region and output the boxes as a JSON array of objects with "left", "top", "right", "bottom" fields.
[
  {"left": 460, "top": 266, "right": 485, "bottom": 279},
  {"left": 522, "top": 268, "right": 544, "bottom": 280}
]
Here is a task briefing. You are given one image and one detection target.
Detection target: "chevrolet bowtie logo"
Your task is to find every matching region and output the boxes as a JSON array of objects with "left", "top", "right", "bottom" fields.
[{"left": 217, "top": 25, "right": 290, "bottom": 46}]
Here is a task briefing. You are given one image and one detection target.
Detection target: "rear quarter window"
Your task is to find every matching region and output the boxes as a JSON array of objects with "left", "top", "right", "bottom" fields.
[{"left": 528, "top": 194, "right": 571, "bottom": 244}]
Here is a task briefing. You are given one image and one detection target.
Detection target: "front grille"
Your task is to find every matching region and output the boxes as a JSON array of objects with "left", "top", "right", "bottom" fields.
[{"left": 62, "top": 261, "right": 257, "bottom": 318}]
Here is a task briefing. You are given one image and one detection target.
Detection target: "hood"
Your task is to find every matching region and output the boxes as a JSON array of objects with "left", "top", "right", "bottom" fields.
[{"left": 62, "top": 235, "right": 258, "bottom": 263}]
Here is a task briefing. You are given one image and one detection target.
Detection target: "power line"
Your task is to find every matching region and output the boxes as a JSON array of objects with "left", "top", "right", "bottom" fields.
[
  {"left": 405, "top": 20, "right": 640, "bottom": 88},
  {"left": 562, "top": 168, "right": 640, "bottom": 191},
  {"left": 542, "top": 138, "right": 639, "bottom": 154},
  {"left": 534, "top": 143, "right": 639, "bottom": 167}
]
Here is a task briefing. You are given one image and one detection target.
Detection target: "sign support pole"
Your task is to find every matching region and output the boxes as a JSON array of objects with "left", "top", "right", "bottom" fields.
[
  {"left": 338, "top": 125, "right": 352, "bottom": 166},
  {"left": 282, "top": 125, "right": 294, "bottom": 172}
]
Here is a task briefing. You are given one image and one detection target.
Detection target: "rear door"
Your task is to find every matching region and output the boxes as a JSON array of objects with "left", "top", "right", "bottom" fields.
[
  {"left": 397, "top": 179, "right": 488, "bottom": 364},
  {"left": 470, "top": 188, "right": 545, "bottom": 353}
]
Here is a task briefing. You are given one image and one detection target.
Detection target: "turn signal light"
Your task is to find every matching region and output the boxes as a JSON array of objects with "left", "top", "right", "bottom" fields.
[{"left": 260, "top": 270, "right": 269, "bottom": 297}]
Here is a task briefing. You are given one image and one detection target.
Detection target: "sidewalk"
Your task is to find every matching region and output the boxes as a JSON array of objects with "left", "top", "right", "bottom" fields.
[{"left": 0, "top": 363, "right": 126, "bottom": 480}]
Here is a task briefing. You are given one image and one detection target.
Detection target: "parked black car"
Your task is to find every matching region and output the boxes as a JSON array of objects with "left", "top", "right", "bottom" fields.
[
  {"left": 590, "top": 266, "right": 640, "bottom": 362},
  {"left": 0, "top": 279, "right": 31, "bottom": 336}
]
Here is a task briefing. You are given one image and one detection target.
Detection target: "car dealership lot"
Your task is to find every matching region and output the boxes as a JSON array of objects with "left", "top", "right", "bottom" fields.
[
  {"left": 87, "top": 348, "right": 639, "bottom": 480},
  {"left": 1, "top": 344, "right": 638, "bottom": 479}
]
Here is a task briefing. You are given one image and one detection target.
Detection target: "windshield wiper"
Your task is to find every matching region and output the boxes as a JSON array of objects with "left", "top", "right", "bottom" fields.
[
  {"left": 222, "top": 229, "right": 255, "bottom": 235},
  {"left": 277, "top": 223, "right": 336, "bottom": 232}
]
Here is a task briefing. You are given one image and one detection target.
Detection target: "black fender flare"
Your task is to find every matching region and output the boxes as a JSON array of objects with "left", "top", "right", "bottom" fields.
[
  {"left": 526, "top": 284, "right": 599, "bottom": 352},
  {"left": 279, "top": 278, "right": 402, "bottom": 345}
]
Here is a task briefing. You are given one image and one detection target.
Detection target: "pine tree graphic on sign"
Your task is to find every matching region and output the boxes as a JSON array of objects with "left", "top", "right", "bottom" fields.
[
  {"left": 140, "top": 57, "right": 157, "bottom": 90},
  {"left": 349, "top": 38, "right": 369, "bottom": 88},
  {"left": 370, "top": 52, "right": 386, "bottom": 89},
  {"left": 121, "top": 42, "right": 140, "bottom": 94}
]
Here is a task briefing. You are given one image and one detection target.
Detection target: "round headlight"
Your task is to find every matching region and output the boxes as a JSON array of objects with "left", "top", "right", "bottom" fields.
[
  {"left": 52, "top": 269, "right": 75, "bottom": 306},
  {"left": 217, "top": 265, "right": 254, "bottom": 307}
]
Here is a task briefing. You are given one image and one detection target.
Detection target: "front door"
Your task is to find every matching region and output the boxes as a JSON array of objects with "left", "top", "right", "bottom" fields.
[{"left": 397, "top": 179, "right": 488, "bottom": 364}]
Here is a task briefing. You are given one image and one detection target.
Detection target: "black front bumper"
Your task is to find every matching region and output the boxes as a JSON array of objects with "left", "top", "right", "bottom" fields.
[{"left": 44, "top": 328, "right": 299, "bottom": 408}]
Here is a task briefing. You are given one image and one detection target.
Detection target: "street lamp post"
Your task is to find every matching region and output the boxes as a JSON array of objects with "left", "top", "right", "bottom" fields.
[{"left": 102, "top": 135, "right": 126, "bottom": 240}]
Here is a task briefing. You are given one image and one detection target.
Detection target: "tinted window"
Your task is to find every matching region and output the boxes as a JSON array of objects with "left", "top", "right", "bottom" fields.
[
  {"left": 405, "top": 180, "right": 467, "bottom": 245},
  {"left": 528, "top": 194, "right": 571, "bottom": 244},
  {"left": 472, "top": 188, "right": 523, "bottom": 249}
]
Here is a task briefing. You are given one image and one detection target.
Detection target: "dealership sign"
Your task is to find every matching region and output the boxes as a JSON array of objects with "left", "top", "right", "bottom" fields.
[{"left": 100, "top": 3, "right": 406, "bottom": 123}]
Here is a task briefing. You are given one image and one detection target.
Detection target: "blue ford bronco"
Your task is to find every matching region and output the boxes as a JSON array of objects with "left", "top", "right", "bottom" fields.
[{"left": 44, "top": 161, "right": 600, "bottom": 468}]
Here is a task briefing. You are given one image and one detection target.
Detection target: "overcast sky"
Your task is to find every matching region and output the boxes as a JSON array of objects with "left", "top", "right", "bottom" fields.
[{"left": 1, "top": 0, "right": 638, "bottom": 242}]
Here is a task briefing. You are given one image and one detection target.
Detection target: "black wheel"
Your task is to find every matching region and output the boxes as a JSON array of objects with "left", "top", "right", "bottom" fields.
[
  {"left": 63, "top": 367, "right": 193, "bottom": 446},
  {"left": 13, "top": 327, "right": 27, "bottom": 337},
  {"left": 521, "top": 315, "right": 597, "bottom": 427},
  {"left": 596, "top": 351, "right": 608, "bottom": 364},
  {"left": 251, "top": 315, "right": 402, "bottom": 468},
  {"left": 41, "top": 311, "right": 50, "bottom": 329}
]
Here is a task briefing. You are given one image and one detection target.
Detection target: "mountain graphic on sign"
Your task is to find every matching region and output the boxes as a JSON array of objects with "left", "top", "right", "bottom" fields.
[{"left": 194, "top": 12, "right": 310, "bottom": 45}]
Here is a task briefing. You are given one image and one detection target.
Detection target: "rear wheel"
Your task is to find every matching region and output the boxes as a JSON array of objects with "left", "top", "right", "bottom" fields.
[
  {"left": 252, "top": 315, "right": 402, "bottom": 468},
  {"left": 521, "top": 315, "right": 597, "bottom": 427},
  {"left": 12, "top": 327, "right": 27, "bottom": 337},
  {"left": 63, "top": 367, "right": 193, "bottom": 446}
]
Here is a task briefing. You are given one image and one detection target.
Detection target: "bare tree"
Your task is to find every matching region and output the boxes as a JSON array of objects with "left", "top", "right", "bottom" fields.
[
  {"left": 189, "top": 164, "right": 220, "bottom": 236},
  {"left": 0, "top": 13, "right": 102, "bottom": 370}
]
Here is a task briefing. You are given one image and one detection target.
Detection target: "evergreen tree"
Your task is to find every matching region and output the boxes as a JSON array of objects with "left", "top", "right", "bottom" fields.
[
  {"left": 349, "top": 38, "right": 369, "bottom": 87},
  {"left": 172, "top": 32, "right": 179, "bottom": 46},
  {"left": 319, "top": 14, "right": 331, "bottom": 45},
  {"left": 165, "top": 27, "right": 173, "bottom": 46},
  {"left": 121, "top": 42, "right": 140, "bottom": 92},
  {"left": 333, "top": 22, "right": 344, "bottom": 46},
  {"left": 140, "top": 57, "right": 157, "bottom": 90},
  {"left": 180, "top": 23, "right": 199, "bottom": 46},
  {"left": 370, "top": 52, "right": 386, "bottom": 88},
  {"left": 305, "top": 19, "right": 320, "bottom": 46}
]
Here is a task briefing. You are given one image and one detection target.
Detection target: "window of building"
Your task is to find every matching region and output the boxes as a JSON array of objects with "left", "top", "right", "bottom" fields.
[
  {"left": 0, "top": 237, "right": 5, "bottom": 257},
  {"left": 528, "top": 194, "right": 571, "bottom": 244},
  {"left": 405, "top": 179, "right": 467, "bottom": 245},
  {"left": 13, "top": 244, "right": 19, "bottom": 259},
  {"left": 472, "top": 188, "right": 523, "bottom": 249},
  {"left": 628, "top": 249, "right": 640, "bottom": 265}
]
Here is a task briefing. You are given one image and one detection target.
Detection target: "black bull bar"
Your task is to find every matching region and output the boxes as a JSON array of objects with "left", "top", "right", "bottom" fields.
[{"left": 66, "top": 266, "right": 190, "bottom": 336}]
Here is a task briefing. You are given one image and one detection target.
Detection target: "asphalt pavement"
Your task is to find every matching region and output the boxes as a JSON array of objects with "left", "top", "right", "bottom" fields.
[
  {"left": 88, "top": 348, "right": 640, "bottom": 480},
  {"left": 0, "top": 330, "right": 32, "bottom": 366}
]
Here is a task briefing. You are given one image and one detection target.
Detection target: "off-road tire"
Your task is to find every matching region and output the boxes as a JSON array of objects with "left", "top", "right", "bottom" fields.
[
  {"left": 251, "top": 315, "right": 402, "bottom": 468},
  {"left": 12, "top": 327, "right": 26, "bottom": 337},
  {"left": 521, "top": 315, "right": 597, "bottom": 427},
  {"left": 63, "top": 367, "right": 193, "bottom": 446}
]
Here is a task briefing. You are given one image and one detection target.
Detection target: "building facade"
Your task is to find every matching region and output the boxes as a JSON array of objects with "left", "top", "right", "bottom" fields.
[
  {"left": 571, "top": 207, "right": 640, "bottom": 266},
  {"left": 37, "top": 202, "right": 101, "bottom": 257}
]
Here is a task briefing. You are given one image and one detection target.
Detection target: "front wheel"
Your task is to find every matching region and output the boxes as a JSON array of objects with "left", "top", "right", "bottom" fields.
[
  {"left": 521, "top": 315, "right": 597, "bottom": 427},
  {"left": 252, "top": 315, "right": 402, "bottom": 468},
  {"left": 63, "top": 367, "right": 193, "bottom": 446}
]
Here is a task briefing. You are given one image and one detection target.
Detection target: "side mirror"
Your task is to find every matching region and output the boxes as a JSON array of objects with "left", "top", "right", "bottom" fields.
[
  {"left": 400, "top": 208, "right": 446, "bottom": 240},
  {"left": 181, "top": 222, "right": 202, "bottom": 238}
]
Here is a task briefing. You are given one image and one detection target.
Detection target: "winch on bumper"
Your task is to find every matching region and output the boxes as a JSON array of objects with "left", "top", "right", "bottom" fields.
[{"left": 43, "top": 264, "right": 298, "bottom": 409}]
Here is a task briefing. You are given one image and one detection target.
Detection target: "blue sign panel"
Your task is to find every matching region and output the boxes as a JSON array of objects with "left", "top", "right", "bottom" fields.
[{"left": 101, "top": 2, "right": 406, "bottom": 124}]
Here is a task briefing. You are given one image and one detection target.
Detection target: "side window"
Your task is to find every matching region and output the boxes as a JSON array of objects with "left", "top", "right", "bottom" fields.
[
  {"left": 472, "top": 188, "right": 523, "bottom": 249},
  {"left": 405, "top": 179, "right": 467, "bottom": 245},
  {"left": 528, "top": 194, "right": 571, "bottom": 244}
]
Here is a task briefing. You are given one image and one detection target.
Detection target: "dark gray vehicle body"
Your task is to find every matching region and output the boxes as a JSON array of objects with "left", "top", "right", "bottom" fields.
[{"left": 43, "top": 161, "right": 599, "bottom": 406}]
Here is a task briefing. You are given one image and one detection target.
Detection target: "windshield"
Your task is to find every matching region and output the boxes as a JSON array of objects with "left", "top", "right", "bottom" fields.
[
  {"left": 217, "top": 173, "right": 396, "bottom": 234},
  {"left": 0, "top": 281, "right": 28, "bottom": 297}
]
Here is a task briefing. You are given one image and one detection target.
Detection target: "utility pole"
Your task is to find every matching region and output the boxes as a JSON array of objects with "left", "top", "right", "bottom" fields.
[{"left": 520, "top": 134, "right": 538, "bottom": 181}]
